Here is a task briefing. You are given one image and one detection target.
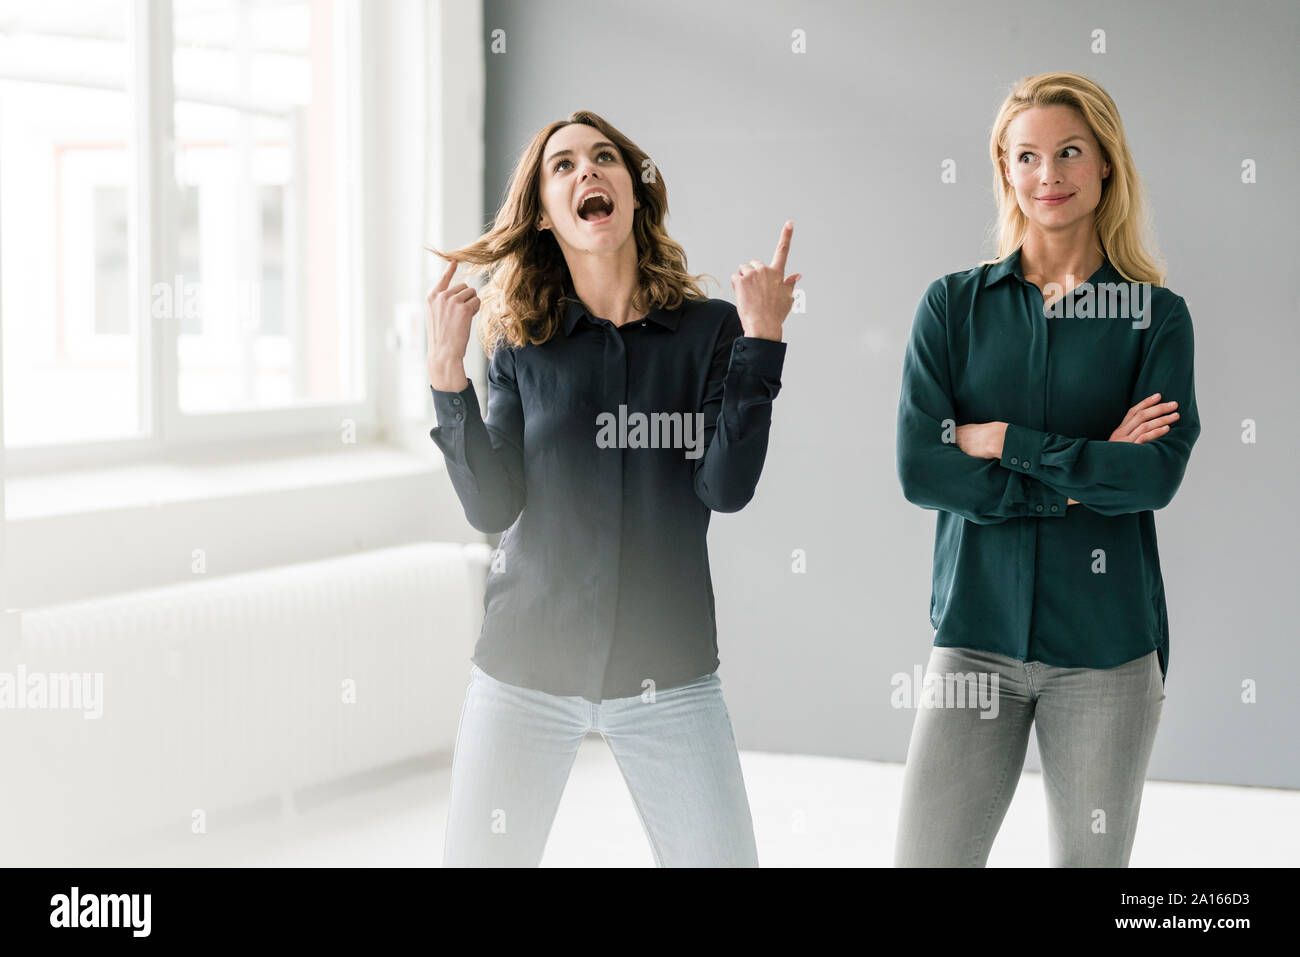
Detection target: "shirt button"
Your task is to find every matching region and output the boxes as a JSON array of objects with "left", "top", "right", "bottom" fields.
[
  {"left": 454, "top": 412, "right": 464, "bottom": 422},
  {"left": 451, "top": 396, "right": 462, "bottom": 406},
  {"left": 1010, "top": 456, "right": 1019, "bottom": 465},
  {"left": 640, "top": 320, "right": 647, "bottom": 327},
  {"left": 1050, "top": 504, "right": 1059, "bottom": 512},
  {"left": 1035, "top": 504, "right": 1043, "bottom": 512},
  {"left": 1022, "top": 462, "right": 1031, "bottom": 470},
  {"left": 736, "top": 342, "right": 746, "bottom": 352}
]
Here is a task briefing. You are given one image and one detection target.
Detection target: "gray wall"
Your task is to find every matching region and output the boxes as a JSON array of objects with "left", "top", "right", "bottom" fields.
[{"left": 479, "top": 0, "right": 1300, "bottom": 787}]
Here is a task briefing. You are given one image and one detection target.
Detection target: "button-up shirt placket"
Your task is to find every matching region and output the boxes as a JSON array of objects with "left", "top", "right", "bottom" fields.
[
  {"left": 899, "top": 248, "right": 1199, "bottom": 684},
  {"left": 587, "top": 314, "right": 627, "bottom": 698},
  {"left": 1019, "top": 273, "right": 1051, "bottom": 663},
  {"left": 429, "top": 286, "right": 787, "bottom": 703}
]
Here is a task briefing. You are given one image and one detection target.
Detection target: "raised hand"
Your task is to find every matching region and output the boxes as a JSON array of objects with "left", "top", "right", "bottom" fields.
[
  {"left": 731, "top": 220, "right": 802, "bottom": 342},
  {"left": 426, "top": 258, "right": 479, "bottom": 392}
]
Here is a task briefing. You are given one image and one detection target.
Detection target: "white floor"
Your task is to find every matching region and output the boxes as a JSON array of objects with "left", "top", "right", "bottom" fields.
[{"left": 102, "top": 737, "right": 1299, "bottom": 867}]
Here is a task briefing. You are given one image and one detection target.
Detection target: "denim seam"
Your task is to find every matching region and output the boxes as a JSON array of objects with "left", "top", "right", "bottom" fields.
[
  {"left": 535, "top": 747, "right": 585, "bottom": 865},
  {"left": 1024, "top": 661, "right": 1039, "bottom": 698},
  {"left": 969, "top": 663, "right": 1031, "bottom": 867},
  {"left": 969, "top": 732, "right": 1017, "bottom": 867},
  {"left": 600, "top": 728, "right": 668, "bottom": 867},
  {"left": 1118, "top": 657, "right": 1163, "bottom": 865},
  {"left": 442, "top": 671, "right": 478, "bottom": 863}
]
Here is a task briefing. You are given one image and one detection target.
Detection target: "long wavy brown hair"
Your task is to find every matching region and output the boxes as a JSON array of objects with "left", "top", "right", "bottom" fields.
[
  {"left": 427, "top": 110, "right": 713, "bottom": 356},
  {"left": 983, "top": 72, "right": 1167, "bottom": 286}
]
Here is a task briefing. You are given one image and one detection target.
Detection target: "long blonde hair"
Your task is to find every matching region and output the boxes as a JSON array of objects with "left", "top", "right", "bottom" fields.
[
  {"left": 984, "top": 72, "right": 1166, "bottom": 286},
  {"left": 427, "top": 110, "right": 712, "bottom": 355}
]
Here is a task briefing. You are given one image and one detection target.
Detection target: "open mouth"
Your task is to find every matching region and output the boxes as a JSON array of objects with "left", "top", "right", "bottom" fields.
[{"left": 576, "top": 189, "right": 615, "bottom": 224}]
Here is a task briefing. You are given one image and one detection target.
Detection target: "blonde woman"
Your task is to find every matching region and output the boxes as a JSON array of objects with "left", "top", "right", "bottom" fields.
[
  {"left": 894, "top": 73, "right": 1199, "bottom": 866},
  {"left": 426, "top": 110, "right": 799, "bottom": 867}
]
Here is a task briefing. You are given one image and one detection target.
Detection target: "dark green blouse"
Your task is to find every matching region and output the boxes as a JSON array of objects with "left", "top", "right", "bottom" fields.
[{"left": 895, "top": 248, "right": 1200, "bottom": 682}]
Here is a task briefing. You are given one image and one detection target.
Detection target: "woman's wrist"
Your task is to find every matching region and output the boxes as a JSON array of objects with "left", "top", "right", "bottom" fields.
[
  {"left": 429, "top": 357, "right": 468, "bottom": 393},
  {"left": 739, "top": 324, "right": 784, "bottom": 343},
  {"left": 738, "top": 311, "right": 785, "bottom": 343},
  {"left": 988, "top": 422, "right": 1008, "bottom": 459}
]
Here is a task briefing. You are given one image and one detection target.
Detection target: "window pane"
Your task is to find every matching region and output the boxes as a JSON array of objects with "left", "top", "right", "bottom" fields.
[
  {"left": 0, "top": 0, "right": 139, "bottom": 447},
  {"left": 172, "top": 0, "right": 358, "bottom": 414}
]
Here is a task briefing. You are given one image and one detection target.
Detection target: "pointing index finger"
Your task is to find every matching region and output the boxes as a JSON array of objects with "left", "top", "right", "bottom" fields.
[
  {"left": 770, "top": 220, "right": 793, "bottom": 273},
  {"left": 434, "top": 257, "right": 458, "bottom": 294}
]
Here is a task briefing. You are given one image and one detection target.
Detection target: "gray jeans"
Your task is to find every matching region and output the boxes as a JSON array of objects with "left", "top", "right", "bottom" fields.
[{"left": 894, "top": 645, "right": 1165, "bottom": 867}]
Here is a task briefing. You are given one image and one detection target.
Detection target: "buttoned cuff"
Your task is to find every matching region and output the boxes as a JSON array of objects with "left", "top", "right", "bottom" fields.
[
  {"left": 428, "top": 381, "right": 480, "bottom": 465},
  {"left": 1001, "top": 422, "right": 1044, "bottom": 474},
  {"left": 1001, "top": 423, "right": 1068, "bottom": 517},
  {"left": 430, "top": 381, "right": 478, "bottom": 425},
  {"left": 728, "top": 336, "right": 786, "bottom": 379}
]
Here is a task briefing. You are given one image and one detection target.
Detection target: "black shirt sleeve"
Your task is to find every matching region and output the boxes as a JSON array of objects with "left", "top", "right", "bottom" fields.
[
  {"left": 692, "top": 308, "right": 787, "bottom": 513},
  {"left": 428, "top": 345, "right": 526, "bottom": 533}
]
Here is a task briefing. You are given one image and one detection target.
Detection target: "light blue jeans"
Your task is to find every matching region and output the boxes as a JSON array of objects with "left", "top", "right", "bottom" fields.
[
  {"left": 442, "top": 663, "right": 759, "bottom": 867},
  {"left": 894, "top": 645, "right": 1165, "bottom": 867}
]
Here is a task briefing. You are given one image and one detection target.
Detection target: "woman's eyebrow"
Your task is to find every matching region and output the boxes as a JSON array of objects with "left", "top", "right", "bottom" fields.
[
  {"left": 1013, "top": 136, "right": 1086, "bottom": 149},
  {"left": 544, "top": 141, "right": 618, "bottom": 165}
]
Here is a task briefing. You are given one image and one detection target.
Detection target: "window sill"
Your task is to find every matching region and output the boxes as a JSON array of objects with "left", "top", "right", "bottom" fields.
[{"left": 5, "top": 441, "right": 444, "bottom": 521}]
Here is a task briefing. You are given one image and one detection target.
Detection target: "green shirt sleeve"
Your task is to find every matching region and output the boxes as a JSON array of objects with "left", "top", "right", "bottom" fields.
[
  {"left": 998, "top": 294, "right": 1200, "bottom": 515},
  {"left": 897, "top": 278, "right": 1068, "bottom": 525}
]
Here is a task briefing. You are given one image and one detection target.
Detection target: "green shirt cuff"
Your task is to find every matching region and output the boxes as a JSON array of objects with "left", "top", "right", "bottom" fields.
[
  {"left": 1001, "top": 422, "right": 1042, "bottom": 474},
  {"left": 1002, "top": 423, "right": 1068, "bottom": 516}
]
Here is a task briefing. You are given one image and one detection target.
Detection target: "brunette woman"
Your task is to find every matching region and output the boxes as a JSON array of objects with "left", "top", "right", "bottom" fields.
[{"left": 427, "top": 111, "right": 800, "bottom": 867}]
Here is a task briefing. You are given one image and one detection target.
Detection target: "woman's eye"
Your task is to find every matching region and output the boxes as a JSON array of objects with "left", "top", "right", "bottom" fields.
[
  {"left": 554, "top": 149, "right": 617, "bottom": 173},
  {"left": 1018, "top": 146, "right": 1082, "bottom": 164}
]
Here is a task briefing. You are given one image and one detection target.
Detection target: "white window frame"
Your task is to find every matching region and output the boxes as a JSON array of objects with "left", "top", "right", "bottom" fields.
[{"left": 2, "top": 0, "right": 372, "bottom": 475}]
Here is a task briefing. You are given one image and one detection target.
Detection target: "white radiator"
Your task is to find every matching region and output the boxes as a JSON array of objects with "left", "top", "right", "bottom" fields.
[{"left": 0, "top": 541, "right": 489, "bottom": 861}]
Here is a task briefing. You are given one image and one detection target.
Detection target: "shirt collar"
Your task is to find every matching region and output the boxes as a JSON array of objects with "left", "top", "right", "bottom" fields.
[
  {"left": 982, "top": 248, "right": 1024, "bottom": 288},
  {"left": 983, "top": 247, "right": 1120, "bottom": 289},
  {"left": 560, "top": 282, "right": 681, "bottom": 335}
]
